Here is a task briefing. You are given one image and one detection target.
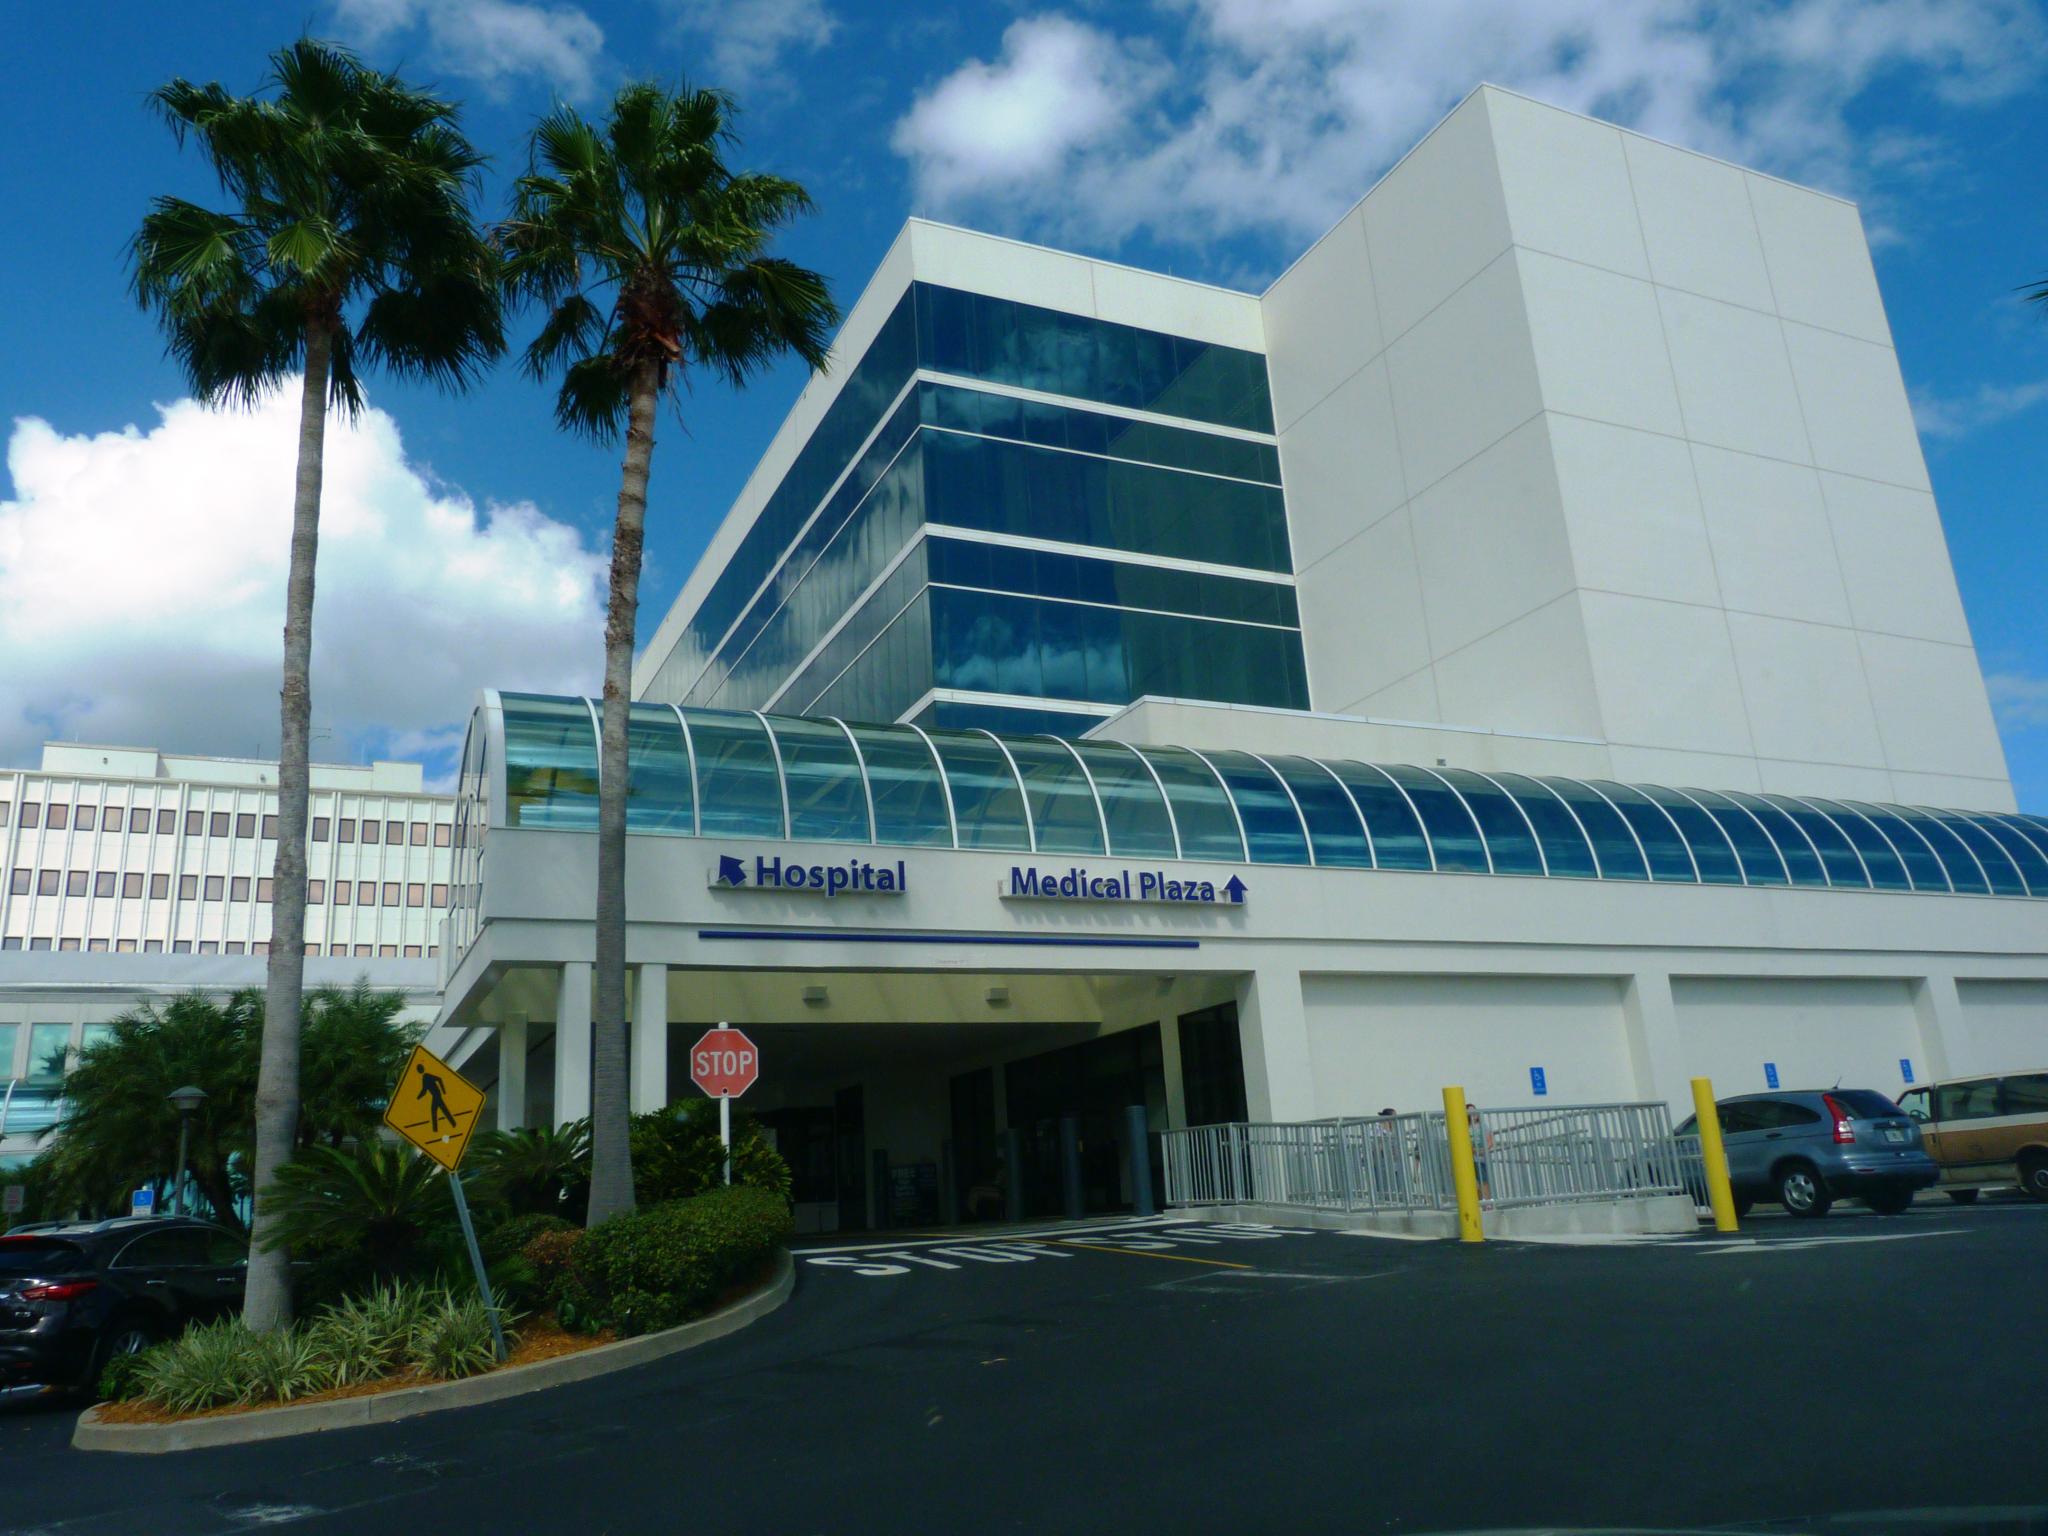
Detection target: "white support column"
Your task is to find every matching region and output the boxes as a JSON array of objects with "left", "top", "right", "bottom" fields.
[
  {"left": 1621, "top": 970, "right": 1691, "bottom": 1112},
  {"left": 1911, "top": 973, "right": 1976, "bottom": 1083},
  {"left": 496, "top": 1013, "right": 528, "bottom": 1132},
  {"left": 1234, "top": 968, "right": 1316, "bottom": 1122},
  {"left": 631, "top": 963, "right": 669, "bottom": 1114},
  {"left": 1158, "top": 1011, "right": 1188, "bottom": 1130},
  {"left": 555, "top": 961, "right": 592, "bottom": 1125}
]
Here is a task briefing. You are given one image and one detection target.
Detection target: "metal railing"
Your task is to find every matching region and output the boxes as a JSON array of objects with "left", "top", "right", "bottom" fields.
[{"left": 1162, "top": 1101, "right": 1688, "bottom": 1214}]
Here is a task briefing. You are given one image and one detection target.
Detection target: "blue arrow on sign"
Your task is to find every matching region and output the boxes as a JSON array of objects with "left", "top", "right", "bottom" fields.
[
  {"left": 716, "top": 855, "right": 747, "bottom": 886},
  {"left": 1222, "top": 875, "right": 1248, "bottom": 904}
]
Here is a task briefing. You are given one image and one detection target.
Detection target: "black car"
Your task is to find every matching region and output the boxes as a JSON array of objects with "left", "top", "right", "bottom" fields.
[{"left": 0, "top": 1217, "right": 248, "bottom": 1394}]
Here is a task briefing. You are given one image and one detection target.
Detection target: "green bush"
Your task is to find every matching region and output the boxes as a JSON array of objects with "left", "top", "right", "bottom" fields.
[
  {"left": 121, "top": 1284, "right": 519, "bottom": 1412},
  {"left": 96, "top": 1349, "right": 151, "bottom": 1403},
  {"left": 629, "top": 1101, "right": 792, "bottom": 1206},
  {"left": 481, "top": 1210, "right": 577, "bottom": 1265},
  {"left": 560, "top": 1185, "right": 789, "bottom": 1338},
  {"left": 259, "top": 1141, "right": 466, "bottom": 1304},
  {"left": 518, "top": 1227, "right": 585, "bottom": 1314}
]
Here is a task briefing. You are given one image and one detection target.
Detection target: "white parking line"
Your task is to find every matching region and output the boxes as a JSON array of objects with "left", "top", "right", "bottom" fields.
[
  {"left": 801, "top": 1223, "right": 1313, "bottom": 1277},
  {"left": 1695, "top": 1228, "right": 1967, "bottom": 1253}
]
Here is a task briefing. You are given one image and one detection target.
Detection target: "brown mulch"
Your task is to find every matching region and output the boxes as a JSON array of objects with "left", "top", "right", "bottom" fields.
[{"left": 94, "top": 1317, "right": 616, "bottom": 1425}]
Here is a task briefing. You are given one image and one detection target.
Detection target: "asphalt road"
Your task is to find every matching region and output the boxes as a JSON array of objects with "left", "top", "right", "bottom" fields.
[{"left": 3, "top": 1199, "right": 2045, "bottom": 1535}]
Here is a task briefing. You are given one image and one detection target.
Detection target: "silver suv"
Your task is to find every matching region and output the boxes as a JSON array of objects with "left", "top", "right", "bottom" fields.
[{"left": 1676, "top": 1089, "right": 1938, "bottom": 1217}]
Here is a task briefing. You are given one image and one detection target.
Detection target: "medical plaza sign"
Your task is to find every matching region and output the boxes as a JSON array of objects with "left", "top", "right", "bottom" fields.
[
  {"left": 711, "top": 853, "right": 907, "bottom": 896},
  {"left": 1004, "top": 865, "right": 1247, "bottom": 906}
]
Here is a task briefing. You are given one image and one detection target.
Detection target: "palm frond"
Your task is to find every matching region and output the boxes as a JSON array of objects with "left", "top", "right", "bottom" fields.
[{"left": 554, "top": 354, "right": 632, "bottom": 442}]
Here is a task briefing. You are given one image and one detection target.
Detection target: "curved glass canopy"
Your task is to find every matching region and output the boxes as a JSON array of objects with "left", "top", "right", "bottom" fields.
[{"left": 477, "top": 693, "right": 2048, "bottom": 899}]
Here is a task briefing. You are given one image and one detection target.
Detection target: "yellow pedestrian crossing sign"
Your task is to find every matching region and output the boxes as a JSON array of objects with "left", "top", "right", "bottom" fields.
[{"left": 383, "top": 1044, "right": 486, "bottom": 1172}]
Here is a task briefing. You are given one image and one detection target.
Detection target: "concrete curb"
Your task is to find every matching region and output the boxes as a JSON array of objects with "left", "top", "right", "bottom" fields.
[{"left": 72, "top": 1248, "right": 795, "bottom": 1455}]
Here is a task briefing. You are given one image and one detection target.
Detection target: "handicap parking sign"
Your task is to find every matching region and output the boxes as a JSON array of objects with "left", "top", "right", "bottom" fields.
[
  {"left": 1529, "top": 1066, "right": 1547, "bottom": 1097},
  {"left": 130, "top": 1186, "right": 156, "bottom": 1218},
  {"left": 1764, "top": 1062, "right": 1780, "bottom": 1089}
]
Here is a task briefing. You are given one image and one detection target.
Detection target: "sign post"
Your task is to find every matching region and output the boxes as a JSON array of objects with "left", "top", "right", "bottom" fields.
[
  {"left": 382, "top": 1043, "right": 505, "bottom": 1360},
  {"left": 689, "top": 1025, "right": 760, "bottom": 1186}
]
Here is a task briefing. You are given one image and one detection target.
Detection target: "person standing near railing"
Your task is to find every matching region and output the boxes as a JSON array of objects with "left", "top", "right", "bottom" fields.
[{"left": 1467, "top": 1103, "right": 1494, "bottom": 1201}]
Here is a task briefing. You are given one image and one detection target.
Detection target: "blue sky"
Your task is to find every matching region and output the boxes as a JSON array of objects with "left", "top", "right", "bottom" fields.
[{"left": 2, "top": 0, "right": 2045, "bottom": 805}]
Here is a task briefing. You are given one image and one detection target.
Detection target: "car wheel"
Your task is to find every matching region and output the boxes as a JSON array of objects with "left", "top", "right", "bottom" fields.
[
  {"left": 1862, "top": 1185, "right": 1914, "bottom": 1216},
  {"left": 1946, "top": 1189, "right": 1981, "bottom": 1205},
  {"left": 81, "top": 1316, "right": 156, "bottom": 1398},
  {"left": 2020, "top": 1154, "right": 2048, "bottom": 1204},
  {"left": 1777, "top": 1163, "right": 1833, "bottom": 1218}
]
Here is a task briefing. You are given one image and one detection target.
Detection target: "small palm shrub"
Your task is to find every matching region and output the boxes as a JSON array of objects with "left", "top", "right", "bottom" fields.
[
  {"left": 629, "top": 1101, "right": 792, "bottom": 1206},
  {"left": 560, "top": 1185, "right": 789, "bottom": 1337},
  {"left": 260, "top": 1141, "right": 462, "bottom": 1303},
  {"left": 117, "top": 1286, "right": 518, "bottom": 1413},
  {"left": 466, "top": 1122, "right": 590, "bottom": 1221},
  {"left": 409, "top": 1295, "right": 503, "bottom": 1380}
]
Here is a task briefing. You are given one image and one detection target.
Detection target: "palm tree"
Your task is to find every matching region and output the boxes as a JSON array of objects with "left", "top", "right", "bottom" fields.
[
  {"left": 499, "top": 84, "right": 836, "bottom": 1225},
  {"left": 129, "top": 39, "right": 503, "bottom": 1329}
]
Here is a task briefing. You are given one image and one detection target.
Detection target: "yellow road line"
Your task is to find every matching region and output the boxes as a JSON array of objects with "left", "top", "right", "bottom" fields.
[{"left": 1043, "top": 1239, "right": 1253, "bottom": 1269}]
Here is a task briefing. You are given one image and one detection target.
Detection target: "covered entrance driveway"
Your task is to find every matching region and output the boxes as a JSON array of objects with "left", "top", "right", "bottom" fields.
[{"left": 438, "top": 962, "right": 1249, "bottom": 1234}]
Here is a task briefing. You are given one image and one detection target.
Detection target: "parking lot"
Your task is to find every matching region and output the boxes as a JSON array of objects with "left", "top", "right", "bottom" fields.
[{"left": 3, "top": 1197, "right": 2043, "bottom": 1534}]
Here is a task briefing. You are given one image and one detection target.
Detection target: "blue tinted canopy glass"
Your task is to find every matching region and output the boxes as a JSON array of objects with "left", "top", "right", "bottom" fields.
[{"left": 477, "top": 694, "right": 2048, "bottom": 905}]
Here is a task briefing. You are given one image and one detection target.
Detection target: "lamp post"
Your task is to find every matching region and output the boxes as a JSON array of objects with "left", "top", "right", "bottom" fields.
[{"left": 166, "top": 1085, "right": 207, "bottom": 1217}]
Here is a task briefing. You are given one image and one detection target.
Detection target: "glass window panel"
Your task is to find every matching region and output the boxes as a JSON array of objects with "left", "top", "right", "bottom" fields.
[
  {"left": 1679, "top": 789, "right": 1789, "bottom": 885},
  {"left": 1378, "top": 765, "right": 1488, "bottom": 873},
  {"left": 1881, "top": 807, "right": 1992, "bottom": 895},
  {"left": 1721, "top": 792, "right": 1831, "bottom": 887},
  {"left": 621, "top": 704, "right": 693, "bottom": 834},
  {"left": 931, "top": 732, "right": 1032, "bottom": 851},
  {"left": 1968, "top": 814, "right": 2048, "bottom": 895},
  {"left": 1202, "top": 751, "right": 1310, "bottom": 865},
  {"left": 1435, "top": 770, "right": 1544, "bottom": 876},
  {"left": 1529, "top": 779, "right": 1647, "bottom": 881},
  {"left": 681, "top": 709, "right": 785, "bottom": 839},
  {"left": 28, "top": 1023, "right": 71, "bottom": 1083},
  {"left": 1265, "top": 758, "right": 1372, "bottom": 869},
  {"left": 500, "top": 693, "right": 598, "bottom": 830},
  {"left": 1069, "top": 744, "right": 1178, "bottom": 858},
  {"left": 1834, "top": 802, "right": 1950, "bottom": 891},
  {"left": 1758, "top": 795, "right": 1874, "bottom": 888},
  {"left": 768, "top": 717, "right": 871, "bottom": 843},
  {"left": 1789, "top": 798, "right": 1911, "bottom": 891},
  {"left": 1324, "top": 763, "right": 1432, "bottom": 870},
  {"left": 1920, "top": 810, "right": 2027, "bottom": 896},
  {"left": 1135, "top": 748, "right": 1244, "bottom": 862},
  {"left": 1625, "top": 785, "right": 1744, "bottom": 885},
  {"left": 846, "top": 725, "right": 953, "bottom": 847},
  {"left": 1483, "top": 774, "right": 1598, "bottom": 879},
  {"left": 0, "top": 1022, "right": 14, "bottom": 1078},
  {"left": 1004, "top": 739, "right": 1106, "bottom": 855}
]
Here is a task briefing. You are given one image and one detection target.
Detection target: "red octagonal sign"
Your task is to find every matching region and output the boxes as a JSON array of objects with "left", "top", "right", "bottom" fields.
[{"left": 689, "top": 1026, "right": 759, "bottom": 1099}]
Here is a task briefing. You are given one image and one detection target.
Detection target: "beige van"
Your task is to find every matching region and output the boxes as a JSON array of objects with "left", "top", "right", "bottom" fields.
[{"left": 1896, "top": 1071, "right": 2048, "bottom": 1203}]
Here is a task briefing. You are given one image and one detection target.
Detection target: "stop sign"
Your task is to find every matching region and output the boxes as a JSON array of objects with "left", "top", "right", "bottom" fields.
[{"left": 689, "top": 1026, "right": 759, "bottom": 1098}]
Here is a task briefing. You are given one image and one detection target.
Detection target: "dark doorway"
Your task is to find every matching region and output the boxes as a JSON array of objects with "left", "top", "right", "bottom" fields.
[
  {"left": 833, "top": 1085, "right": 867, "bottom": 1231},
  {"left": 1178, "top": 1002, "right": 1248, "bottom": 1126},
  {"left": 1003, "top": 1025, "right": 1165, "bottom": 1217},
  {"left": 759, "top": 1106, "right": 835, "bottom": 1207},
  {"left": 949, "top": 1067, "right": 1000, "bottom": 1222}
]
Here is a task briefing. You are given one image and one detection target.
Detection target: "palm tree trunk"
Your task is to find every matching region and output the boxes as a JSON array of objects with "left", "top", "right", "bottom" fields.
[
  {"left": 585, "top": 357, "right": 658, "bottom": 1226},
  {"left": 244, "top": 325, "right": 329, "bottom": 1331}
]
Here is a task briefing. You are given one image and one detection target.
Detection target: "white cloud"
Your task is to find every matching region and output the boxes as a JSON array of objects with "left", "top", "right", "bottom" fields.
[
  {"left": 664, "top": 0, "right": 839, "bottom": 88},
  {"left": 330, "top": 0, "right": 606, "bottom": 98},
  {"left": 1987, "top": 671, "right": 2048, "bottom": 730},
  {"left": 891, "top": 17, "right": 1166, "bottom": 203},
  {"left": 0, "top": 390, "right": 605, "bottom": 774},
  {"left": 892, "top": 0, "right": 2046, "bottom": 259},
  {"left": 1911, "top": 378, "right": 2048, "bottom": 440}
]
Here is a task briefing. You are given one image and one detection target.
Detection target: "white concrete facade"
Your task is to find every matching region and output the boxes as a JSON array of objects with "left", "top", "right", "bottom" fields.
[
  {"left": 634, "top": 84, "right": 2012, "bottom": 813},
  {"left": 436, "top": 820, "right": 2048, "bottom": 1227},
  {"left": 1, "top": 744, "right": 456, "bottom": 958},
  {"left": 1265, "top": 86, "right": 2010, "bottom": 810}
]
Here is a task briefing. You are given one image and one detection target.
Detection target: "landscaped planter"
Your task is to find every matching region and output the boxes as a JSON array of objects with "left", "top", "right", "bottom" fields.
[{"left": 72, "top": 1249, "right": 792, "bottom": 1454}]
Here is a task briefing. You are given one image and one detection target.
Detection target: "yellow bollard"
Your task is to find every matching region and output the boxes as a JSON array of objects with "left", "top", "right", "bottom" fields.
[
  {"left": 1690, "top": 1077, "right": 1740, "bottom": 1233},
  {"left": 1442, "top": 1085, "right": 1485, "bottom": 1243}
]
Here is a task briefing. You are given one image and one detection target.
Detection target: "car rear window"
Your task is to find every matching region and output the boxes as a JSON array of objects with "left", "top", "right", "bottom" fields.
[
  {"left": 1830, "top": 1090, "right": 1903, "bottom": 1118},
  {"left": 0, "top": 1238, "right": 89, "bottom": 1277}
]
